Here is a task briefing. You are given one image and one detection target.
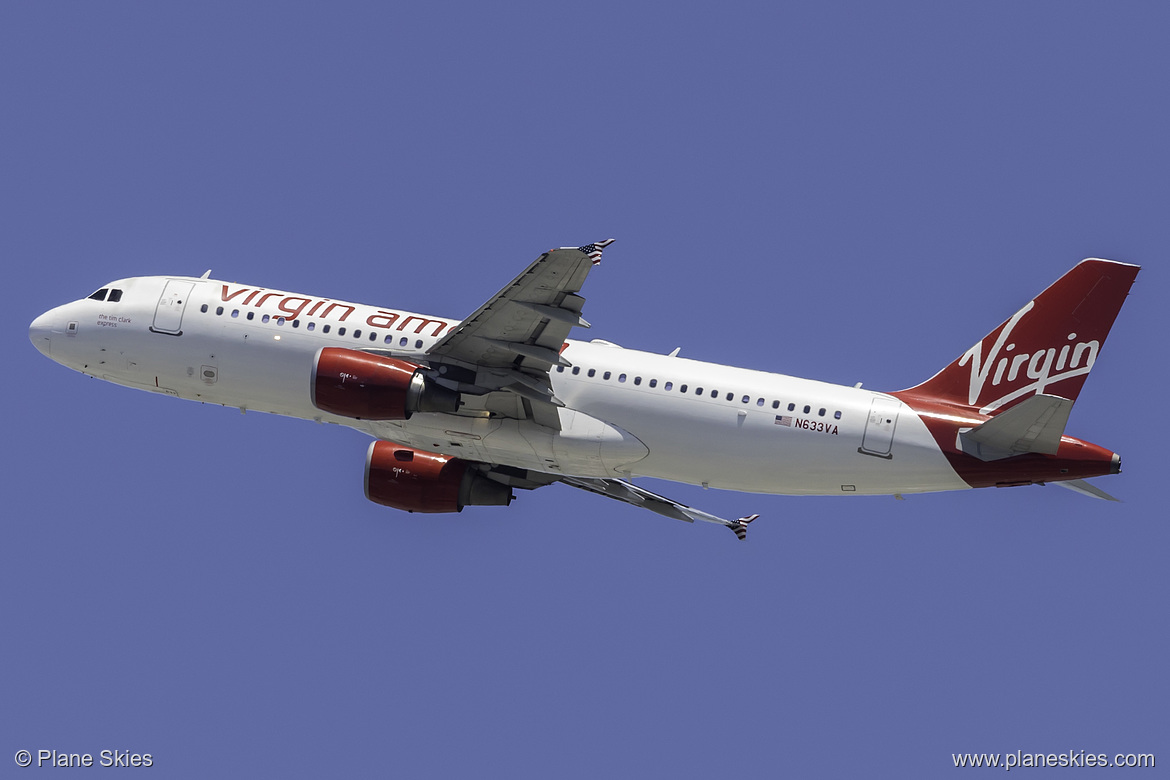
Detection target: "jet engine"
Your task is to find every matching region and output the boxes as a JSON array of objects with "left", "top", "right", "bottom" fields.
[
  {"left": 311, "top": 347, "right": 459, "bottom": 420},
  {"left": 364, "top": 441, "right": 513, "bottom": 513}
]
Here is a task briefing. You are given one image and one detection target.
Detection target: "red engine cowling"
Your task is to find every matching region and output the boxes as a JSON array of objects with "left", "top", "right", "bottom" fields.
[
  {"left": 364, "top": 442, "right": 513, "bottom": 513},
  {"left": 312, "top": 347, "right": 459, "bottom": 420}
]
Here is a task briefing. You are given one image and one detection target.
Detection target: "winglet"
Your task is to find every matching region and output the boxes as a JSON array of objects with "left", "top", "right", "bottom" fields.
[
  {"left": 577, "top": 238, "right": 615, "bottom": 265},
  {"left": 728, "top": 513, "right": 760, "bottom": 541}
]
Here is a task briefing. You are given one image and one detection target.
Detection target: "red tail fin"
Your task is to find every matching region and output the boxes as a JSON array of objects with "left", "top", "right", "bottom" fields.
[{"left": 900, "top": 259, "right": 1139, "bottom": 414}]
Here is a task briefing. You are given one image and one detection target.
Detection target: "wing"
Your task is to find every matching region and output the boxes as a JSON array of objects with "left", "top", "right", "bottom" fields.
[
  {"left": 425, "top": 240, "right": 613, "bottom": 429},
  {"left": 560, "top": 476, "right": 760, "bottom": 540}
]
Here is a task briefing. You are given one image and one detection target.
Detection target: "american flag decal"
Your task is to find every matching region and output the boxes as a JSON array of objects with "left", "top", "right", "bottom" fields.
[
  {"left": 775, "top": 415, "right": 792, "bottom": 426},
  {"left": 579, "top": 238, "right": 615, "bottom": 265}
]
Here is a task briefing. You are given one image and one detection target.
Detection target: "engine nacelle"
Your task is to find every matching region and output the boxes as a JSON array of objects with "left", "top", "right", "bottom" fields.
[
  {"left": 311, "top": 347, "right": 459, "bottom": 420},
  {"left": 364, "top": 442, "right": 513, "bottom": 513}
]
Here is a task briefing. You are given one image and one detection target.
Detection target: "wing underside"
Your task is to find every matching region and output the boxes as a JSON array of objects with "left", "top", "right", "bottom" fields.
[
  {"left": 560, "top": 476, "right": 759, "bottom": 540},
  {"left": 465, "top": 463, "right": 761, "bottom": 540}
]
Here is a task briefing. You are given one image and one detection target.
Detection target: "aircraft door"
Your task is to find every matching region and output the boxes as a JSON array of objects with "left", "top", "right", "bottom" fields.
[
  {"left": 151, "top": 280, "right": 195, "bottom": 336},
  {"left": 858, "top": 396, "right": 900, "bottom": 459}
]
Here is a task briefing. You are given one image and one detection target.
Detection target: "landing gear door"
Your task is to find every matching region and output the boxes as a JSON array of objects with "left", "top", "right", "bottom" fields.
[
  {"left": 859, "top": 396, "right": 900, "bottom": 459},
  {"left": 151, "top": 280, "right": 195, "bottom": 336}
]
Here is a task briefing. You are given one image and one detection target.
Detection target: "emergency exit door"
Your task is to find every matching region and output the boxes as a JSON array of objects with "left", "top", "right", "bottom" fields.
[
  {"left": 858, "top": 396, "right": 900, "bottom": 459},
  {"left": 151, "top": 280, "right": 195, "bottom": 335}
]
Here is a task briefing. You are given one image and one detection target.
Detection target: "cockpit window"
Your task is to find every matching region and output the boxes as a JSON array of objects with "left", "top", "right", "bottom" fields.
[
  {"left": 88, "top": 288, "right": 108, "bottom": 301},
  {"left": 108, "top": 289, "right": 123, "bottom": 302}
]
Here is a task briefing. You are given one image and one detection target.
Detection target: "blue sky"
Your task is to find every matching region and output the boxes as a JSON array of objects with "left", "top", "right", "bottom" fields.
[{"left": 3, "top": 3, "right": 1166, "bottom": 776}]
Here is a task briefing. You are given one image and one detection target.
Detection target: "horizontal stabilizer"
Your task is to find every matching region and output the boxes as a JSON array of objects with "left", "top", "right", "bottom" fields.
[
  {"left": 1051, "top": 478, "right": 1120, "bottom": 502},
  {"left": 959, "top": 394, "right": 1072, "bottom": 461}
]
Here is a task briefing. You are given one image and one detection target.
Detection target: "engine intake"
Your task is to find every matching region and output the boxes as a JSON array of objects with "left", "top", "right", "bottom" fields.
[
  {"left": 364, "top": 442, "right": 513, "bottom": 513},
  {"left": 312, "top": 347, "right": 459, "bottom": 420}
]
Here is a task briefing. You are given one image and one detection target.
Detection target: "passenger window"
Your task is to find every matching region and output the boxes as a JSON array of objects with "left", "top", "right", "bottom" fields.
[
  {"left": 711, "top": 389, "right": 718, "bottom": 398},
  {"left": 290, "top": 318, "right": 297, "bottom": 326},
  {"left": 108, "top": 289, "right": 123, "bottom": 302},
  {"left": 384, "top": 335, "right": 392, "bottom": 343},
  {"left": 618, "top": 373, "right": 626, "bottom": 383},
  {"left": 216, "top": 306, "right": 224, "bottom": 315},
  {"left": 772, "top": 400, "right": 780, "bottom": 409},
  {"left": 353, "top": 329, "right": 361, "bottom": 338},
  {"left": 415, "top": 340, "right": 423, "bottom": 348},
  {"left": 634, "top": 377, "right": 642, "bottom": 386},
  {"left": 588, "top": 369, "right": 596, "bottom": 378},
  {"left": 726, "top": 392, "right": 734, "bottom": 401},
  {"left": 369, "top": 332, "right": 377, "bottom": 341},
  {"left": 695, "top": 387, "right": 703, "bottom": 395},
  {"left": 818, "top": 408, "right": 826, "bottom": 416},
  {"left": 603, "top": 371, "right": 611, "bottom": 380},
  {"left": 232, "top": 310, "right": 240, "bottom": 318},
  {"left": 649, "top": 379, "right": 657, "bottom": 388},
  {"left": 307, "top": 322, "right": 315, "bottom": 331},
  {"left": 834, "top": 411, "right": 842, "bottom": 419},
  {"left": 200, "top": 304, "right": 208, "bottom": 313},
  {"left": 399, "top": 337, "right": 407, "bottom": 347},
  {"left": 261, "top": 314, "right": 270, "bottom": 323},
  {"left": 572, "top": 366, "right": 580, "bottom": 375},
  {"left": 742, "top": 395, "right": 750, "bottom": 403},
  {"left": 556, "top": 366, "right": 565, "bottom": 373},
  {"left": 788, "top": 403, "right": 796, "bottom": 412},
  {"left": 680, "top": 384, "right": 687, "bottom": 393},
  {"left": 803, "top": 405, "right": 811, "bottom": 414},
  {"left": 88, "top": 288, "right": 108, "bottom": 301},
  {"left": 322, "top": 324, "right": 330, "bottom": 333},
  {"left": 757, "top": 398, "right": 765, "bottom": 406},
  {"left": 338, "top": 327, "right": 346, "bottom": 336},
  {"left": 277, "top": 316, "right": 285, "bottom": 325},
  {"left": 247, "top": 311, "right": 254, "bottom": 320}
]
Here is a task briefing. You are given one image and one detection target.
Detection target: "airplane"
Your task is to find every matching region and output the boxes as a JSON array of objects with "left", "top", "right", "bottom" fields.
[{"left": 28, "top": 241, "right": 1138, "bottom": 539}]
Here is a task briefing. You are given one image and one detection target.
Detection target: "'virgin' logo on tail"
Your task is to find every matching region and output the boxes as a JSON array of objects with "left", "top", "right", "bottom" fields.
[{"left": 960, "top": 300, "right": 1099, "bottom": 414}]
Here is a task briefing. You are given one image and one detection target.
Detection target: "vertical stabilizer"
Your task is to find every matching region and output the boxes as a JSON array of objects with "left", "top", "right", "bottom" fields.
[{"left": 899, "top": 259, "right": 1139, "bottom": 414}]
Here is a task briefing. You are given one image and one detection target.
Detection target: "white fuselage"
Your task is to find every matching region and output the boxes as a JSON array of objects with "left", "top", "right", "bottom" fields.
[{"left": 30, "top": 275, "right": 969, "bottom": 496}]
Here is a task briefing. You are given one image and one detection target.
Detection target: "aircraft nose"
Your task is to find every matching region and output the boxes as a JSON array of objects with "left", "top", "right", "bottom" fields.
[{"left": 29, "top": 311, "right": 54, "bottom": 357}]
